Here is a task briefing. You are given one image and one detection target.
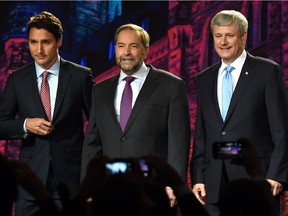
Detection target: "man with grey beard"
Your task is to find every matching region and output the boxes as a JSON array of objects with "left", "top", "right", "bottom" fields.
[{"left": 81, "top": 23, "right": 191, "bottom": 186}]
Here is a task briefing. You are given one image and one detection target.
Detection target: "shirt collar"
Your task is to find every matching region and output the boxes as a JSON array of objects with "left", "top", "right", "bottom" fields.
[
  {"left": 36, "top": 55, "right": 61, "bottom": 78},
  {"left": 119, "top": 62, "right": 149, "bottom": 83},
  {"left": 220, "top": 50, "right": 247, "bottom": 75}
]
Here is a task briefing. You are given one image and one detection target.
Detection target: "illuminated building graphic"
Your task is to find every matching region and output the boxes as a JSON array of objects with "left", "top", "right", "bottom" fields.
[{"left": 0, "top": 0, "right": 288, "bottom": 212}]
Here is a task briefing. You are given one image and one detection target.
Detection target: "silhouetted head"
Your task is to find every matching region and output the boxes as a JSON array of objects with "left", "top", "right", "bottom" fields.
[
  {"left": 92, "top": 173, "right": 145, "bottom": 216},
  {"left": 0, "top": 154, "right": 18, "bottom": 215},
  {"left": 219, "top": 178, "right": 278, "bottom": 216}
]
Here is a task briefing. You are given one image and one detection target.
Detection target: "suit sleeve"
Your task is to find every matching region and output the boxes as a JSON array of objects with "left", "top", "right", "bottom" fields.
[
  {"left": 0, "top": 73, "right": 26, "bottom": 139},
  {"left": 81, "top": 87, "right": 102, "bottom": 180},
  {"left": 167, "top": 79, "right": 191, "bottom": 181},
  {"left": 82, "top": 68, "right": 95, "bottom": 120},
  {"left": 190, "top": 77, "right": 206, "bottom": 185},
  {"left": 265, "top": 64, "right": 288, "bottom": 183}
]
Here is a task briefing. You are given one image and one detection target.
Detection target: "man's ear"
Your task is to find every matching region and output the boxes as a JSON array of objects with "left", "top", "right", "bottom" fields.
[
  {"left": 241, "top": 32, "right": 247, "bottom": 47},
  {"left": 57, "top": 37, "right": 63, "bottom": 48}
]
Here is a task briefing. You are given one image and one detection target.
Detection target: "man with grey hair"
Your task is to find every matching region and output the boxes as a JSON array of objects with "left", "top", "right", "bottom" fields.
[
  {"left": 190, "top": 10, "right": 288, "bottom": 215},
  {"left": 81, "top": 23, "right": 191, "bottom": 189}
]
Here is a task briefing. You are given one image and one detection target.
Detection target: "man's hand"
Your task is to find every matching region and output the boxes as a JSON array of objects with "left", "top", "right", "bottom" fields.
[
  {"left": 26, "top": 118, "right": 54, "bottom": 136},
  {"left": 165, "top": 186, "right": 177, "bottom": 207},
  {"left": 192, "top": 183, "right": 206, "bottom": 205},
  {"left": 267, "top": 179, "right": 283, "bottom": 196}
]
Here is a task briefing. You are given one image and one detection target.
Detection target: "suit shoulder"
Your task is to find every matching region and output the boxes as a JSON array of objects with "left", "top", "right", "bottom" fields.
[
  {"left": 10, "top": 62, "right": 35, "bottom": 77},
  {"left": 60, "top": 59, "right": 95, "bottom": 84},
  {"left": 253, "top": 56, "right": 281, "bottom": 67},
  {"left": 95, "top": 74, "right": 118, "bottom": 87},
  {"left": 61, "top": 59, "right": 92, "bottom": 73},
  {"left": 248, "top": 55, "right": 283, "bottom": 77},
  {"left": 198, "top": 62, "right": 220, "bottom": 78},
  {"left": 150, "top": 66, "right": 183, "bottom": 83}
]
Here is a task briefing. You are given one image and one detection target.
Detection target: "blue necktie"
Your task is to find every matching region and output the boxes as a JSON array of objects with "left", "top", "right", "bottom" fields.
[
  {"left": 120, "top": 76, "right": 135, "bottom": 131},
  {"left": 222, "top": 66, "right": 234, "bottom": 120}
]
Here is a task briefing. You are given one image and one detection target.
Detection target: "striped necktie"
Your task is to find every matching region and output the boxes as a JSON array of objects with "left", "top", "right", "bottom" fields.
[{"left": 40, "top": 71, "right": 51, "bottom": 121}]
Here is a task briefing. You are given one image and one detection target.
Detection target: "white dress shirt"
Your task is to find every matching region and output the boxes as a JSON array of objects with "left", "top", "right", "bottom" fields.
[
  {"left": 23, "top": 56, "right": 60, "bottom": 133},
  {"left": 115, "top": 63, "right": 150, "bottom": 122},
  {"left": 35, "top": 55, "right": 60, "bottom": 119},
  {"left": 217, "top": 50, "right": 246, "bottom": 113}
]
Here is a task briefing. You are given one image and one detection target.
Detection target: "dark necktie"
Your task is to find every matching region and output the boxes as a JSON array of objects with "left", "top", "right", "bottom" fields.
[
  {"left": 40, "top": 71, "right": 51, "bottom": 121},
  {"left": 120, "top": 76, "right": 135, "bottom": 131},
  {"left": 221, "top": 65, "right": 234, "bottom": 120}
]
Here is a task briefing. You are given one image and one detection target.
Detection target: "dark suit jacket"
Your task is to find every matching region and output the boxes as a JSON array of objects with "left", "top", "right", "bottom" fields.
[
  {"left": 190, "top": 52, "right": 288, "bottom": 203},
  {"left": 81, "top": 64, "right": 191, "bottom": 180},
  {"left": 0, "top": 58, "right": 94, "bottom": 199}
]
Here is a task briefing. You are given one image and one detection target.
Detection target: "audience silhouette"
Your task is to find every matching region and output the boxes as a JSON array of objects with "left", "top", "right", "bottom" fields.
[
  {"left": 219, "top": 178, "right": 278, "bottom": 216},
  {"left": 218, "top": 138, "right": 280, "bottom": 216},
  {"left": 0, "top": 144, "right": 283, "bottom": 216},
  {"left": 74, "top": 155, "right": 208, "bottom": 216},
  {"left": 0, "top": 153, "right": 18, "bottom": 216}
]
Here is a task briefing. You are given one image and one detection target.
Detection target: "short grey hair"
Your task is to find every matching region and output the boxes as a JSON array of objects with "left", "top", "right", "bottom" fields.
[
  {"left": 211, "top": 10, "right": 248, "bottom": 36},
  {"left": 115, "top": 23, "right": 150, "bottom": 48}
]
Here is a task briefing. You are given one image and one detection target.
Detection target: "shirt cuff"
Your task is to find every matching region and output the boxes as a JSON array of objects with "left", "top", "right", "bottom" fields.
[{"left": 23, "top": 118, "right": 29, "bottom": 138}]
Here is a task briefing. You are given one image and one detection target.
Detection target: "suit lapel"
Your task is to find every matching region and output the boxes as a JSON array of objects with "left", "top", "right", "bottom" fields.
[
  {"left": 106, "top": 75, "right": 122, "bottom": 130},
  {"left": 24, "top": 63, "right": 48, "bottom": 117},
  {"left": 225, "top": 53, "right": 256, "bottom": 122},
  {"left": 123, "top": 66, "right": 159, "bottom": 133},
  {"left": 210, "top": 63, "right": 223, "bottom": 122},
  {"left": 53, "top": 59, "right": 71, "bottom": 122}
]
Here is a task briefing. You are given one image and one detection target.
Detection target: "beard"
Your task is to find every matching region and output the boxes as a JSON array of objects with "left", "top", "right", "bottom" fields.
[{"left": 116, "top": 55, "right": 145, "bottom": 75}]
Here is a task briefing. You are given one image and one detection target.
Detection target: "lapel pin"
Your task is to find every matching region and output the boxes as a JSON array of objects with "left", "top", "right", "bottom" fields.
[{"left": 245, "top": 72, "right": 248, "bottom": 75}]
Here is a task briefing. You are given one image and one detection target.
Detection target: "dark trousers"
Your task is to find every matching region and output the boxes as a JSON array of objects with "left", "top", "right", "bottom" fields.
[
  {"left": 15, "top": 164, "right": 62, "bottom": 216},
  {"left": 204, "top": 163, "right": 229, "bottom": 216}
]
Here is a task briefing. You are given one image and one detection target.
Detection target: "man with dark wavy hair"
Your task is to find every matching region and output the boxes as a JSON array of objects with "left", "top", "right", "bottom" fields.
[{"left": 0, "top": 11, "right": 94, "bottom": 215}]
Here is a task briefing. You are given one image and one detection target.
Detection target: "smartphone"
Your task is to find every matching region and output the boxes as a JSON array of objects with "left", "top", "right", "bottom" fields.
[
  {"left": 105, "top": 160, "right": 132, "bottom": 176},
  {"left": 213, "top": 142, "right": 243, "bottom": 159},
  {"left": 138, "top": 159, "right": 152, "bottom": 177}
]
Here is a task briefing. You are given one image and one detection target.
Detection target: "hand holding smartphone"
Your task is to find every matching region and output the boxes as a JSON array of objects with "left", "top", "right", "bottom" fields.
[
  {"left": 105, "top": 158, "right": 152, "bottom": 177},
  {"left": 213, "top": 142, "right": 243, "bottom": 159},
  {"left": 105, "top": 160, "right": 132, "bottom": 176}
]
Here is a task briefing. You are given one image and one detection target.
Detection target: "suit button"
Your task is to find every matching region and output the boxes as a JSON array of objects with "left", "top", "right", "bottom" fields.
[{"left": 221, "top": 131, "right": 226, "bottom": 136}]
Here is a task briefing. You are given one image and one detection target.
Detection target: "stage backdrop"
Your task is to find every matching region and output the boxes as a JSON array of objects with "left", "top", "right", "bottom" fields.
[{"left": 0, "top": 0, "right": 288, "bottom": 213}]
